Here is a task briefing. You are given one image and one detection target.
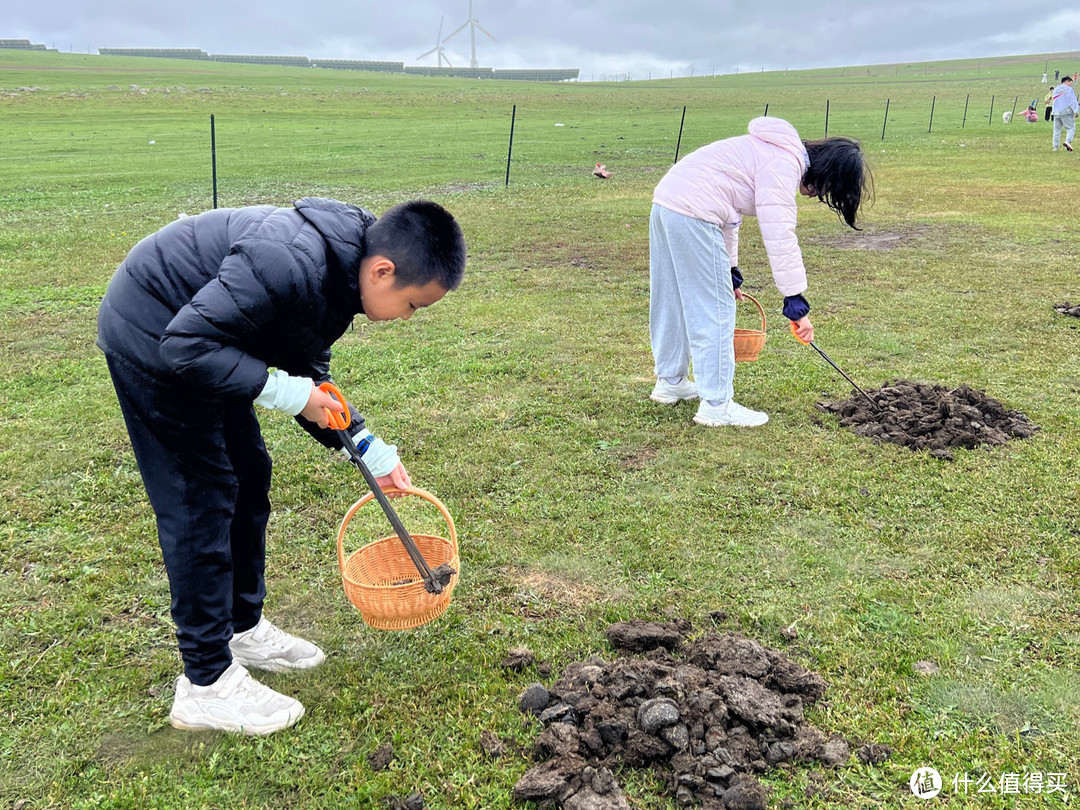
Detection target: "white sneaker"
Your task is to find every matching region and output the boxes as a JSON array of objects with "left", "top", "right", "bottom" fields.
[
  {"left": 230, "top": 617, "right": 325, "bottom": 673},
  {"left": 693, "top": 400, "right": 769, "bottom": 427},
  {"left": 169, "top": 661, "right": 305, "bottom": 735},
  {"left": 649, "top": 377, "right": 699, "bottom": 404}
]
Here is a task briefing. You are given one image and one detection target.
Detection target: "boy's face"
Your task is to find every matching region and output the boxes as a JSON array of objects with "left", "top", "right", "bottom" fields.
[{"left": 358, "top": 255, "right": 448, "bottom": 321}]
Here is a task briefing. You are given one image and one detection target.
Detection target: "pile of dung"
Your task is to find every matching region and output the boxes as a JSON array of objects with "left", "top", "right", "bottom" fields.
[
  {"left": 1054, "top": 302, "right": 1080, "bottom": 318},
  {"left": 512, "top": 621, "right": 859, "bottom": 810},
  {"left": 817, "top": 380, "right": 1038, "bottom": 460}
]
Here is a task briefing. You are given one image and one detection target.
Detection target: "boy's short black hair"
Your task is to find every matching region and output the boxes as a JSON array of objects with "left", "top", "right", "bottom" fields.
[
  {"left": 801, "top": 136, "right": 873, "bottom": 230},
  {"left": 1064, "top": 75, "right": 1074, "bottom": 83},
  {"left": 364, "top": 200, "right": 466, "bottom": 290}
]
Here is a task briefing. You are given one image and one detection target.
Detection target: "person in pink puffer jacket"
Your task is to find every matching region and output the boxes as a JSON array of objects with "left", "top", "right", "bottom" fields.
[{"left": 648, "top": 116, "right": 870, "bottom": 427}]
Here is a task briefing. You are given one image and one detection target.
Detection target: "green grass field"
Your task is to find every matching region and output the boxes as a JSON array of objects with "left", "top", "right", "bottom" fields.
[{"left": 1, "top": 48, "right": 1078, "bottom": 808}]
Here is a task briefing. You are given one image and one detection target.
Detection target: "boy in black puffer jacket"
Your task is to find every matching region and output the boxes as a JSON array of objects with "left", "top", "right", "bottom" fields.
[{"left": 97, "top": 198, "right": 466, "bottom": 735}]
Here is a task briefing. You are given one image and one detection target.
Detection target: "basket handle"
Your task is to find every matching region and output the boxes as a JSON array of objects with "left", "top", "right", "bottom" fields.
[
  {"left": 336, "top": 486, "right": 458, "bottom": 576},
  {"left": 739, "top": 292, "right": 767, "bottom": 331}
]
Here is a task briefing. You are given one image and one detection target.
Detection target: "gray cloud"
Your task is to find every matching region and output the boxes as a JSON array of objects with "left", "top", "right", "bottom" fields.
[{"left": 7, "top": 0, "right": 1080, "bottom": 78}]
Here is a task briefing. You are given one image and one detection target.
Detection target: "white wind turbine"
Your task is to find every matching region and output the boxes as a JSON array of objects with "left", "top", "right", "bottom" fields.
[
  {"left": 416, "top": 17, "right": 453, "bottom": 67},
  {"left": 443, "top": 0, "right": 496, "bottom": 69}
]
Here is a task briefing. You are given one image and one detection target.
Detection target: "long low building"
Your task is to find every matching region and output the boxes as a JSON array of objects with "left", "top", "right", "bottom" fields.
[
  {"left": 99, "top": 48, "right": 209, "bottom": 60},
  {"left": 312, "top": 59, "right": 404, "bottom": 73},
  {"left": 1, "top": 38, "right": 52, "bottom": 51},
  {"left": 210, "top": 54, "right": 311, "bottom": 67},
  {"left": 73, "top": 42, "right": 580, "bottom": 81}
]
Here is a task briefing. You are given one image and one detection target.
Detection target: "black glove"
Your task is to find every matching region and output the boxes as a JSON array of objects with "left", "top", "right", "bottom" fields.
[
  {"left": 782, "top": 294, "right": 810, "bottom": 321},
  {"left": 730, "top": 266, "right": 743, "bottom": 290}
]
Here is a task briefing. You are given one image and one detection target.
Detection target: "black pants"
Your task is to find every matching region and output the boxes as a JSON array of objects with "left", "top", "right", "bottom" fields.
[
  {"left": 106, "top": 355, "right": 272, "bottom": 685},
  {"left": 1046, "top": 107, "right": 1053, "bottom": 122}
]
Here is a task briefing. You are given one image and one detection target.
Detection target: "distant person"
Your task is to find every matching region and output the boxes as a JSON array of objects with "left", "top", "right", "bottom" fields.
[
  {"left": 1045, "top": 84, "right": 1056, "bottom": 122},
  {"left": 1055, "top": 69, "right": 1060, "bottom": 82},
  {"left": 647, "top": 117, "right": 871, "bottom": 427},
  {"left": 97, "top": 198, "right": 466, "bottom": 734},
  {"left": 1052, "top": 75, "right": 1078, "bottom": 151}
]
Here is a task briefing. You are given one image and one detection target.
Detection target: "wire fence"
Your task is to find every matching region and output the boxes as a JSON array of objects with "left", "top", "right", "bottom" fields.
[{"left": 0, "top": 87, "right": 1058, "bottom": 214}]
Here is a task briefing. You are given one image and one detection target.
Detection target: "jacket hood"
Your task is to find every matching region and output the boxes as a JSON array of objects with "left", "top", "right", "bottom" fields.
[
  {"left": 293, "top": 197, "right": 376, "bottom": 273},
  {"left": 747, "top": 117, "right": 809, "bottom": 167},
  {"left": 294, "top": 197, "right": 376, "bottom": 312}
]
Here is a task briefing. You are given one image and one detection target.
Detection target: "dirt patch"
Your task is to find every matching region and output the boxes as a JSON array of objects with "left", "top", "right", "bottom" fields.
[
  {"left": 512, "top": 621, "right": 873, "bottom": 809},
  {"left": 617, "top": 446, "right": 658, "bottom": 471},
  {"left": 1054, "top": 302, "right": 1080, "bottom": 318},
  {"left": 817, "top": 380, "right": 1038, "bottom": 460},
  {"left": 804, "top": 223, "right": 933, "bottom": 252},
  {"left": 512, "top": 570, "right": 606, "bottom": 617}
]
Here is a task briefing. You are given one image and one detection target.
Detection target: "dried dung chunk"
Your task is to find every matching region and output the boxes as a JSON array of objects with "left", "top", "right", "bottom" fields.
[
  {"left": 502, "top": 646, "right": 536, "bottom": 672},
  {"left": 857, "top": 742, "right": 893, "bottom": 765},
  {"left": 382, "top": 793, "right": 424, "bottom": 810},
  {"left": 368, "top": 741, "right": 395, "bottom": 771},
  {"left": 1054, "top": 301, "right": 1080, "bottom": 317},
  {"left": 818, "top": 379, "right": 1038, "bottom": 459},
  {"left": 513, "top": 623, "right": 845, "bottom": 808},
  {"left": 605, "top": 620, "right": 689, "bottom": 653},
  {"left": 479, "top": 730, "right": 508, "bottom": 759}
]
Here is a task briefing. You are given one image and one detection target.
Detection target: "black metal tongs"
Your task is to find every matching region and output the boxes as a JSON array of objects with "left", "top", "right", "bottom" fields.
[{"left": 319, "top": 382, "right": 450, "bottom": 594}]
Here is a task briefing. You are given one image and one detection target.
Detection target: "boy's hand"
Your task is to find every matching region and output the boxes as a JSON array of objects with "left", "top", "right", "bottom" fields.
[
  {"left": 375, "top": 462, "right": 411, "bottom": 495},
  {"left": 792, "top": 316, "right": 815, "bottom": 344},
  {"left": 300, "top": 384, "right": 345, "bottom": 429},
  {"left": 734, "top": 288, "right": 746, "bottom": 302}
]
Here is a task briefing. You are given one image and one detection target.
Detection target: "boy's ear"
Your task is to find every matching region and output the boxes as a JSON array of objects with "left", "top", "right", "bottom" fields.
[{"left": 365, "top": 255, "right": 397, "bottom": 283}]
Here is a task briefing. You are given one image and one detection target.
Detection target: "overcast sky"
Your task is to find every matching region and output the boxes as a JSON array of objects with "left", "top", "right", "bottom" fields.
[{"left": 8, "top": 1, "right": 1080, "bottom": 80}]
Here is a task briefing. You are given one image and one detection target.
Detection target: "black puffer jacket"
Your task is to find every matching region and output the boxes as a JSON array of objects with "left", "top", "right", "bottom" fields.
[{"left": 97, "top": 197, "right": 375, "bottom": 446}]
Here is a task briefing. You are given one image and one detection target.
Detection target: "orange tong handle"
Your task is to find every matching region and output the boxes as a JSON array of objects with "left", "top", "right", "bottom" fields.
[
  {"left": 318, "top": 382, "right": 351, "bottom": 430},
  {"left": 790, "top": 320, "right": 811, "bottom": 345}
]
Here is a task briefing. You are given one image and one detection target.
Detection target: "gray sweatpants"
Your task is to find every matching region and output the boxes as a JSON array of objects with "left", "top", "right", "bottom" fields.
[
  {"left": 649, "top": 204, "right": 736, "bottom": 403},
  {"left": 1054, "top": 111, "right": 1075, "bottom": 149}
]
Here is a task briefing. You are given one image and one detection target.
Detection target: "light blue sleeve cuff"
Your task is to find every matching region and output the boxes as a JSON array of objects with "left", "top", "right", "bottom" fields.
[{"left": 254, "top": 370, "right": 313, "bottom": 416}]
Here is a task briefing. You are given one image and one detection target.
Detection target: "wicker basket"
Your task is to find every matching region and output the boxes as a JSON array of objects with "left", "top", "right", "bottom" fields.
[
  {"left": 337, "top": 486, "right": 459, "bottom": 631},
  {"left": 734, "top": 293, "right": 767, "bottom": 363}
]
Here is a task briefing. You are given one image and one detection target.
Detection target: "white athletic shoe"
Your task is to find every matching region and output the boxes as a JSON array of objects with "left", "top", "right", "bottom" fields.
[
  {"left": 649, "top": 377, "right": 699, "bottom": 404},
  {"left": 169, "top": 661, "right": 305, "bottom": 735},
  {"left": 230, "top": 617, "right": 326, "bottom": 673},
  {"left": 693, "top": 400, "right": 769, "bottom": 427}
]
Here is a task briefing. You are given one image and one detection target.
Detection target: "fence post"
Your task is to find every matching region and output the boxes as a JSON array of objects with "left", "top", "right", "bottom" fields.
[
  {"left": 505, "top": 104, "right": 516, "bottom": 187},
  {"left": 988, "top": 94, "right": 995, "bottom": 125},
  {"left": 763, "top": 103, "right": 769, "bottom": 117},
  {"left": 210, "top": 114, "right": 218, "bottom": 209},
  {"left": 824, "top": 99, "right": 830, "bottom": 136},
  {"left": 962, "top": 93, "right": 969, "bottom": 128},
  {"left": 928, "top": 96, "right": 935, "bottom": 133},
  {"left": 1009, "top": 96, "right": 1018, "bottom": 123},
  {"left": 881, "top": 99, "right": 890, "bottom": 141},
  {"left": 505, "top": 103, "right": 518, "bottom": 186},
  {"left": 674, "top": 105, "right": 687, "bottom": 164}
]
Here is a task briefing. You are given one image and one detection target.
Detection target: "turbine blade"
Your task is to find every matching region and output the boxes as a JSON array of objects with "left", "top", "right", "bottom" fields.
[
  {"left": 443, "top": 20, "right": 469, "bottom": 41},
  {"left": 474, "top": 21, "right": 496, "bottom": 40},
  {"left": 417, "top": 47, "right": 437, "bottom": 59}
]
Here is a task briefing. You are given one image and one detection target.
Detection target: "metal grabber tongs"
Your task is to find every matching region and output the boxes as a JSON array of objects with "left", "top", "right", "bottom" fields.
[
  {"left": 790, "top": 322, "right": 880, "bottom": 411},
  {"left": 318, "top": 382, "right": 447, "bottom": 594}
]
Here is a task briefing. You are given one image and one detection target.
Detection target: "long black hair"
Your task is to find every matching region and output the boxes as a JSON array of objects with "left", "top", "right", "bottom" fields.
[{"left": 801, "top": 136, "right": 873, "bottom": 230}]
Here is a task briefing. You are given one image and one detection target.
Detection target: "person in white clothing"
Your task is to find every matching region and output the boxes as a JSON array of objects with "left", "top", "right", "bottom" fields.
[
  {"left": 1051, "top": 75, "right": 1078, "bottom": 151},
  {"left": 648, "top": 117, "right": 871, "bottom": 427}
]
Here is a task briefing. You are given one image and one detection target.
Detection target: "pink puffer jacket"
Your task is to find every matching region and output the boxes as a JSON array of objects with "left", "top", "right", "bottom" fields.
[{"left": 653, "top": 117, "right": 809, "bottom": 296}]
